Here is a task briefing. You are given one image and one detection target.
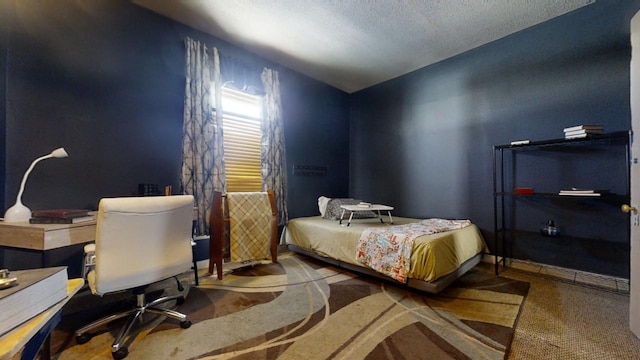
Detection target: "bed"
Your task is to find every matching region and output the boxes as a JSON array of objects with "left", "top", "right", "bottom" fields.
[{"left": 282, "top": 213, "right": 487, "bottom": 294}]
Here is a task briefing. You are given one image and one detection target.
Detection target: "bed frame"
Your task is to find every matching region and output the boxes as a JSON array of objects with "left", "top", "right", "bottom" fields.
[{"left": 286, "top": 245, "right": 483, "bottom": 294}]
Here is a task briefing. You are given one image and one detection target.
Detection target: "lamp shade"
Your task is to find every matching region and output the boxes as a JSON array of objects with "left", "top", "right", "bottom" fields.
[
  {"left": 3, "top": 147, "right": 69, "bottom": 223},
  {"left": 51, "top": 148, "right": 69, "bottom": 158}
]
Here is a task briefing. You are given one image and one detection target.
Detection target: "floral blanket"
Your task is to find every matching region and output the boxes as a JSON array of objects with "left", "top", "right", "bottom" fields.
[{"left": 355, "top": 218, "right": 471, "bottom": 283}]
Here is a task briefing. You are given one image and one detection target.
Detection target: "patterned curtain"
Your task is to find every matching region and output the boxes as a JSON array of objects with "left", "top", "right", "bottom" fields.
[
  {"left": 260, "top": 68, "right": 288, "bottom": 226},
  {"left": 181, "top": 38, "right": 226, "bottom": 235}
]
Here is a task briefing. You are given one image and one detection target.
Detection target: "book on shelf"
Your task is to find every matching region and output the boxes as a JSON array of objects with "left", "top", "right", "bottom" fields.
[
  {"left": 563, "top": 125, "right": 604, "bottom": 139},
  {"left": 566, "top": 187, "right": 609, "bottom": 193},
  {"left": 0, "top": 267, "right": 68, "bottom": 337},
  {"left": 30, "top": 209, "right": 89, "bottom": 219},
  {"left": 558, "top": 188, "right": 610, "bottom": 196},
  {"left": 563, "top": 125, "right": 604, "bottom": 133},
  {"left": 564, "top": 129, "right": 604, "bottom": 137},
  {"left": 565, "top": 133, "right": 600, "bottom": 140},
  {"left": 558, "top": 192, "right": 601, "bottom": 196},
  {"left": 29, "top": 215, "right": 95, "bottom": 224},
  {"left": 510, "top": 140, "right": 530, "bottom": 145}
]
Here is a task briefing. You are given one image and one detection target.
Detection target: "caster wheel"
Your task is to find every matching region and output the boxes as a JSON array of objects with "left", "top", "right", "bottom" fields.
[
  {"left": 176, "top": 296, "right": 185, "bottom": 305},
  {"left": 180, "top": 319, "right": 192, "bottom": 329},
  {"left": 112, "top": 347, "right": 128, "bottom": 360},
  {"left": 75, "top": 333, "right": 92, "bottom": 344}
]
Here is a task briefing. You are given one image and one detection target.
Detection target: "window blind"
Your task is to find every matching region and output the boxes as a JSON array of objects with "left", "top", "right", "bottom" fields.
[{"left": 220, "top": 87, "right": 263, "bottom": 192}]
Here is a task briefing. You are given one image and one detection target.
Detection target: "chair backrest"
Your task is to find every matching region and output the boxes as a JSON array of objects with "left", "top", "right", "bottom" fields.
[{"left": 89, "top": 195, "right": 194, "bottom": 296}]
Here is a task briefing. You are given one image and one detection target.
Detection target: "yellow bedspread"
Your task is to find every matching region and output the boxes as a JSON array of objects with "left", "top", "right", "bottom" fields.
[{"left": 282, "top": 216, "right": 487, "bottom": 282}]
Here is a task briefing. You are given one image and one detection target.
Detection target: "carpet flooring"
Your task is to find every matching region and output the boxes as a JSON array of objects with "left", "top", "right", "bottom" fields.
[
  {"left": 498, "top": 265, "right": 640, "bottom": 360},
  {"left": 50, "top": 252, "right": 528, "bottom": 360}
]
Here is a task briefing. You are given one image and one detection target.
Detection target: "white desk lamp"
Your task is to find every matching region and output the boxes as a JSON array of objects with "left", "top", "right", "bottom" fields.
[{"left": 3, "top": 147, "right": 69, "bottom": 223}]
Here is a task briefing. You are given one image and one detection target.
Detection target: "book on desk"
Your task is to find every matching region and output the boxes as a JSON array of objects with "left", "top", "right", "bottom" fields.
[
  {"left": 0, "top": 267, "right": 68, "bottom": 337},
  {"left": 30, "top": 209, "right": 90, "bottom": 219},
  {"left": 29, "top": 216, "right": 94, "bottom": 224},
  {"left": 29, "top": 209, "right": 94, "bottom": 224}
]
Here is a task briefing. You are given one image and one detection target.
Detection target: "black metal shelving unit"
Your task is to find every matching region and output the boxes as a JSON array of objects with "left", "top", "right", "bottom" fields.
[{"left": 492, "top": 131, "right": 632, "bottom": 275}]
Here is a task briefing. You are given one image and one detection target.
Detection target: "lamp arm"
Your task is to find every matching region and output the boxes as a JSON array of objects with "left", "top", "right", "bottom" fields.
[{"left": 14, "top": 154, "right": 54, "bottom": 204}]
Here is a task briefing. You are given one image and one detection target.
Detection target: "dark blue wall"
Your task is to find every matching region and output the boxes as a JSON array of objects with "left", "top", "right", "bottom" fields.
[
  {"left": 4, "top": 0, "right": 640, "bottom": 277},
  {"left": 350, "top": 1, "right": 640, "bottom": 277},
  {"left": 0, "top": 0, "right": 350, "bottom": 219},
  {"left": 0, "top": 0, "right": 8, "bottom": 211},
  {"left": 282, "top": 73, "right": 351, "bottom": 217}
]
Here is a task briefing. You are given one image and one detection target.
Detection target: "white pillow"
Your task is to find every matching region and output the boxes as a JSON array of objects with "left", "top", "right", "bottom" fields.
[{"left": 318, "top": 196, "right": 331, "bottom": 217}]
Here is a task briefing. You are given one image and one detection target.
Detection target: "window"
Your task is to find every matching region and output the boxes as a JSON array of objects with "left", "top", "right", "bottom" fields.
[{"left": 218, "top": 87, "right": 263, "bottom": 192}]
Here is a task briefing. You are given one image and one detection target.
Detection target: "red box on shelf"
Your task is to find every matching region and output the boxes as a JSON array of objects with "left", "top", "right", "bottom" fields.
[{"left": 514, "top": 187, "right": 534, "bottom": 195}]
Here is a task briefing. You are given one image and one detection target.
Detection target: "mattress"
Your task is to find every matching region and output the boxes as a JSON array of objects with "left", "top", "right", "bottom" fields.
[{"left": 282, "top": 216, "right": 487, "bottom": 282}]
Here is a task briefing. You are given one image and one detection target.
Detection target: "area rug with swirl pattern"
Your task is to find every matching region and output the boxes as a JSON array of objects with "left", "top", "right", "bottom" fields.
[{"left": 52, "top": 252, "right": 529, "bottom": 360}]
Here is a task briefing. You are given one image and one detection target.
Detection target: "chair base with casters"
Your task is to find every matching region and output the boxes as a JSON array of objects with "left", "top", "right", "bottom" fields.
[{"left": 75, "top": 281, "right": 192, "bottom": 360}]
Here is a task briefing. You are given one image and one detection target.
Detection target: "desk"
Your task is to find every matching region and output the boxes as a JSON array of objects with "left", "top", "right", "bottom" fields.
[
  {"left": 0, "top": 221, "right": 97, "bottom": 251},
  {"left": 339, "top": 204, "right": 394, "bottom": 226},
  {"left": 0, "top": 206, "right": 198, "bottom": 251},
  {"left": 0, "top": 278, "right": 84, "bottom": 360},
  {"left": 0, "top": 207, "right": 198, "bottom": 275},
  {"left": 0, "top": 221, "right": 97, "bottom": 274}
]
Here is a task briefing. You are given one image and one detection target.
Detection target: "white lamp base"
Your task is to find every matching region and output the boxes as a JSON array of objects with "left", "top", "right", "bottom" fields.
[{"left": 4, "top": 203, "right": 31, "bottom": 222}]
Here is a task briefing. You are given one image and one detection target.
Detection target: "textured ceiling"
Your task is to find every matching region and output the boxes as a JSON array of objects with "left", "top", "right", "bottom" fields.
[{"left": 132, "top": 0, "right": 594, "bottom": 93}]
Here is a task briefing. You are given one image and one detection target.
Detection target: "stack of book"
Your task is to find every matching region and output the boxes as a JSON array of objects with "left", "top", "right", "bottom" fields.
[
  {"left": 563, "top": 125, "right": 604, "bottom": 139},
  {"left": 29, "top": 209, "right": 94, "bottom": 224},
  {"left": 558, "top": 188, "right": 609, "bottom": 197},
  {"left": 0, "top": 267, "right": 68, "bottom": 336}
]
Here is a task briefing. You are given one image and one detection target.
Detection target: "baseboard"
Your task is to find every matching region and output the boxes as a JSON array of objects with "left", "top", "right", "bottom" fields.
[{"left": 489, "top": 255, "right": 629, "bottom": 293}]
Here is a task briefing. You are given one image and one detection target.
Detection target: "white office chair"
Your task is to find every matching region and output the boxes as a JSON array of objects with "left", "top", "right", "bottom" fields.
[{"left": 74, "top": 195, "right": 195, "bottom": 360}]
